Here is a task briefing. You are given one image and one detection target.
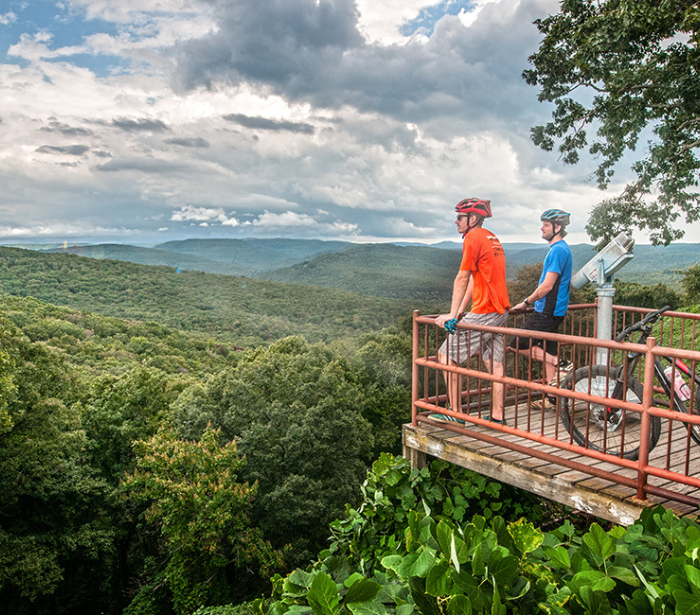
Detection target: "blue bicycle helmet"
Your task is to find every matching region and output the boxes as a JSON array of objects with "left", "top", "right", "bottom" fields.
[{"left": 541, "top": 209, "right": 570, "bottom": 227}]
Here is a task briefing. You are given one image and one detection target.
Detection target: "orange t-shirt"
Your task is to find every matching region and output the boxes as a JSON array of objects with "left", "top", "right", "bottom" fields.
[{"left": 459, "top": 227, "right": 510, "bottom": 314}]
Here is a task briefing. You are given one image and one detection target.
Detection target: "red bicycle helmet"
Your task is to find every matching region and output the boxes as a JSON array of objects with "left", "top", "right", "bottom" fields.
[{"left": 455, "top": 198, "right": 492, "bottom": 218}]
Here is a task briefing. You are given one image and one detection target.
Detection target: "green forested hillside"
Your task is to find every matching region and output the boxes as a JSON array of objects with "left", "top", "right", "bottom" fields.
[
  {"left": 0, "top": 294, "right": 237, "bottom": 376},
  {"left": 259, "top": 241, "right": 700, "bottom": 298},
  {"left": 0, "top": 247, "right": 416, "bottom": 346},
  {"left": 155, "top": 237, "right": 350, "bottom": 272},
  {"left": 47, "top": 243, "right": 246, "bottom": 275},
  {"left": 2, "top": 246, "right": 699, "bottom": 614},
  {"left": 258, "top": 243, "right": 462, "bottom": 301},
  {"left": 0, "top": 291, "right": 413, "bottom": 614},
  {"left": 12, "top": 239, "right": 700, "bottom": 301}
]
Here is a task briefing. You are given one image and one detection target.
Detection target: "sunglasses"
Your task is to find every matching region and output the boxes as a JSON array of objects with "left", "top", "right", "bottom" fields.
[{"left": 456, "top": 214, "right": 470, "bottom": 220}]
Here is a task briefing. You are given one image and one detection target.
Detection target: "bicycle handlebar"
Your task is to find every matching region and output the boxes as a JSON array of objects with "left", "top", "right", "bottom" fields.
[{"left": 614, "top": 305, "right": 672, "bottom": 342}]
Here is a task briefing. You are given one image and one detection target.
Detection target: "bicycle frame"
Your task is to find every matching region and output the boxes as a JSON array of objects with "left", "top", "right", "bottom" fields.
[
  {"left": 656, "top": 356, "right": 700, "bottom": 411},
  {"left": 605, "top": 316, "right": 700, "bottom": 418},
  {"left": 608, "top": 319, "right": 700, "bottom": 428}
]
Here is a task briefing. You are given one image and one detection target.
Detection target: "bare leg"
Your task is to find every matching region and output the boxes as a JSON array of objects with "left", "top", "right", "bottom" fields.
[
  {"left": 438, "top": 351, "right": 462, "bottom": 412},
  {"left": 486, "top": 360, "right": 504, "bottom": 420},
  {"left": 516, "top": 346, "right": 559, "bottom": 383}
]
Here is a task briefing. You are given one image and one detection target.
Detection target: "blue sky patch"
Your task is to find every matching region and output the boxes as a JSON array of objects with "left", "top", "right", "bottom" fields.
[
  {"left": 400, "top": 0, "right": 476, "bottom": 37},
  {"left": 1, "top": 0, "right": 119, "bottom": 73}
]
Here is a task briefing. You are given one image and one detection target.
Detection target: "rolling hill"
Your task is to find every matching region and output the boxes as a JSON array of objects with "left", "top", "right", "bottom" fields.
[
  {"left": 257, "top": 243, "right": 463, "bottom": 302},
  {"left": 47, "top": 243, "right": 245, "bottom": 275},
  {"left": 7, "top": 238, "right": 699, "bottom": 304},
  {"left": 0, "top": 247, "right": 417, "bottom": 346},
  {"left": 155, "top": 237, "right": 350, "bottom": 272}
]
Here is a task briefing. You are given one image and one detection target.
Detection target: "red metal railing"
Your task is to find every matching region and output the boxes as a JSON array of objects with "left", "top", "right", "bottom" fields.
[{"left": 412, "top": 304, "right": 700, "bottom": 505}]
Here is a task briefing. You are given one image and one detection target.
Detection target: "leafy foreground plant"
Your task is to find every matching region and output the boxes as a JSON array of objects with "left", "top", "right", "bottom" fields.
[{"left": 208, "top": 453, "right": 700, "bottom": 615}]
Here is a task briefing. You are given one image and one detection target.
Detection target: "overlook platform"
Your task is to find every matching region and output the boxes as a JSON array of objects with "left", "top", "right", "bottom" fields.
[{"left": 404, "top": 304, "right": 700, "bottom": 525}]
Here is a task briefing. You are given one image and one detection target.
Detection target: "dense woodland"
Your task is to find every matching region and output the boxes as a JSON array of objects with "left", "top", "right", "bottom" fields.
[{"left": 1, "top": 245, "right": 699, "bottom": 614}]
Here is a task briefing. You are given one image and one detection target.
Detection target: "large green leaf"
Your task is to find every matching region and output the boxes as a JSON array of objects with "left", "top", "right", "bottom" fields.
[
  {"left": 408, "top": 577, "right": 441, "bottom": 615},
  {"left": 578, "top": 586, "right": 612, "bottom": 615},
  {"left": 381, "top": 555, "right": 404, "bottom": 576},
  {"left": 307, "top": 571, "right": 340, "bottom": 615},
  {"left": 488, "top": 554, "right": 519, "bottom": 587},
  {"left": 607, "top": 565, "right": 641, "bottom": 588},
  {"left": 407, "top": 511, "right": 421, "bottom": 552},
  {"left": 450, "top": 534, "right": 461, "bottom": 574},
  {"left": 446, "top": 594, "right": 472, "bottom": 615},
  {"left": 686, "top": 565, "right": 700, "bottom": 596},
  {"left": 345, "top": 578, "right": 382, "bottom": 604},
  {"left": 347, "top": 602, "right": 389, "bottom": 615},
  {"left": 570, "top": 570, "right": 616, "bottom": 594},
  {"left": 543, "top": 545, "right": 571, "bottom": 570},
  {"left": 583, "top": 524, "right": 616, "bottom": 562},
  {"left": 436, "top": 520, "right": 452, "bottom": 556},
  {"left": 472, "top": 542, "right": 485, "bottom": 577},
  {"left": 425, "top": 561, "right": 451, "bottom": 597},
  {"left": 409, "top": 548, "right": 438, "bottom": 578},
  {"left": 284, "top": 569, "right": 315, "bottom": 597},
  {"left": 674, "top": 589, "right": 700, "bottom": 615},
  {"left": 623, "top": 588, "right": 655, "bottom": 615},
  {"left": 508, "top": 519, "right": 544, "bottom": 555}
]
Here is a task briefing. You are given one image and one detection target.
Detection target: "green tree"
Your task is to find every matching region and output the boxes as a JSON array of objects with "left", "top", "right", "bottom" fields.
[
  {"left": 81, "top": 366, "right": 183, "bottom": 483},
  {"left": 344, "top": 330, "right": 413, "bottom": 457},
  {"left": 172, "top": 337, "right": 374, "bottom": 565},
  {"left": 123, "top": 426, "right": 284, "bottom": 615},
  {"left": 682, "top": 262, "right": 700, "bottom": 306},
  {"left": 524, "top": 0, "right": 700, "bottom": 245},
  {"left": 578, "top": 279, "right": 682, "bottom": 309},
  {"left": 0, "top": 320, "right": 114, "bottom": 614}
]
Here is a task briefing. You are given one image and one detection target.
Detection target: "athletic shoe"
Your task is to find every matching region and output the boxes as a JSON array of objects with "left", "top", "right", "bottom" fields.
[
  {"left": 482, "top": 414, "right": 507, "bottom": 425},
  {"left": 428, "top": 412, "right": 466, "bottom": 425},
  {"left": 549, "top": 360, "right": 574, "bottom": 386},
  {"left": 531, "top": 396, "right": 558, "bottom": 412}
]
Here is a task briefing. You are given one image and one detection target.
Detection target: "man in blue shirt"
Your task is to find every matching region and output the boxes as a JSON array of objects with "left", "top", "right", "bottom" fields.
[{"left": 509, "top": 209, "right": 573, "bottom": 409}]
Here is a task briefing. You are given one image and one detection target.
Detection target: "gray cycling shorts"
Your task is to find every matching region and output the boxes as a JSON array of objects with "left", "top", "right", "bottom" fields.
[{"left": 439, "top": 311, "right": 509, "bottom": 364}]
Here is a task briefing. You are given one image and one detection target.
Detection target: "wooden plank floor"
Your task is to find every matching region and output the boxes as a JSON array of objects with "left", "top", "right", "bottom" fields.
[{"left": 404, "top": 404, "right": 700, "bottom": 525}]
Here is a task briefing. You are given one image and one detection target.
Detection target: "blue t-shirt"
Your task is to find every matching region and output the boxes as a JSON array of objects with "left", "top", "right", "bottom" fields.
[{"left": 535, "top": 240, "right": 572, "bottom": 317}]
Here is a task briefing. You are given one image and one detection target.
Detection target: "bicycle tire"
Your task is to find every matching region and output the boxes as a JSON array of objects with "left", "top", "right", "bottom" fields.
[{"left": 560, "top": 365, "right": 661, "bottom": 461}]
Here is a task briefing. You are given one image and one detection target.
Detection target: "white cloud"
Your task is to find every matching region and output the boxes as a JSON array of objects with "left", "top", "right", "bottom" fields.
[
  {"left": 170, "top": 205, "right": 231, "bottom": 223},
  {"left": 0, "top": 0, "right": 688, "bottom": 246},
  {"left": 0, "top": 12, "right": 17, "bottom": 26},
  {"left": 252, "top": 210, "right": 359, "bottom": 237}
]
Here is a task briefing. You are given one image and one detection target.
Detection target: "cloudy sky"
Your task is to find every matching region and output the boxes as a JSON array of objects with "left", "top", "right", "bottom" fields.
[{"left": 0, "top": 0, "right": 660, "bottom": 246}]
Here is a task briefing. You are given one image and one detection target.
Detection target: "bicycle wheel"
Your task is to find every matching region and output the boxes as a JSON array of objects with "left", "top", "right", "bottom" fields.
[{"left": 560, "top": 365, "right": 661, "bottom": 461}]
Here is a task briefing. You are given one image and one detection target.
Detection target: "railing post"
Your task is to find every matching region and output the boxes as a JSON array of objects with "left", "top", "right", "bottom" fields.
[
  {"left": 412, "top": 310, "right": 420, "bottom": 427},
  {"left": 636, "top": 337, "right": 657, "bottom": 500}
]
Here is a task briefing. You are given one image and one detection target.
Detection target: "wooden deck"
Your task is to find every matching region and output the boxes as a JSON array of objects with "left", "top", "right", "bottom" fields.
[{"left": 403, "top": 406, "right": 700, "bottom": 525}]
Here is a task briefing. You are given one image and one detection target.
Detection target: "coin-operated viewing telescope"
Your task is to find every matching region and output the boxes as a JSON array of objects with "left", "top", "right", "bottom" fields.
[
  {"left": 572, "top": 232, "right": 635, "bottom": 290},
  {"left": 571, "top": 232, "right": 635, "bottom": 363}
]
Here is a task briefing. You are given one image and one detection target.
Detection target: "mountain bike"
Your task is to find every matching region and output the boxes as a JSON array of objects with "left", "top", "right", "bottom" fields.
[{"left": 559, "top": 306, "right": 700, "bottom": 461}]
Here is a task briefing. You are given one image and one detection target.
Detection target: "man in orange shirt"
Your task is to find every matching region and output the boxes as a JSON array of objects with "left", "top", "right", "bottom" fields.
[{"left": 434, "top": 198, "right": 510, "bottom": 424}]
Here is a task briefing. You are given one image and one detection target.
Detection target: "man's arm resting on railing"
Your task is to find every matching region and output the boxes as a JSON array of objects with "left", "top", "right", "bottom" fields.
[{"left": 436, "top": 270, "right": 472, "bottom": 328}]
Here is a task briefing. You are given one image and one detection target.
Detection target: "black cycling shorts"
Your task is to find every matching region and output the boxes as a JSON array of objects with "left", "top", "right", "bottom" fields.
[{"left": 508, "top": 312, "right": 564, "bottom": 356}]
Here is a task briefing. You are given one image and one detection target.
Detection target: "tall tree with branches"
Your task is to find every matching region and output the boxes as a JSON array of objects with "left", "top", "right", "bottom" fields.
[{"left": 524, "top": 0, "right": 700, "bottom": 246}]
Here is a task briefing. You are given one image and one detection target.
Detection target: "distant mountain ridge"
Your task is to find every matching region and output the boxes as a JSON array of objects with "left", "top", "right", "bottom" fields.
[
  {"left": 155, "top": 238, "right": 350, "bottom": 273},
  {"left": 47, "top": 243, "right": 245, "bottom": 275},
  {"left": 12, "top": 238, "right": 700, "bottom": 301}
]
